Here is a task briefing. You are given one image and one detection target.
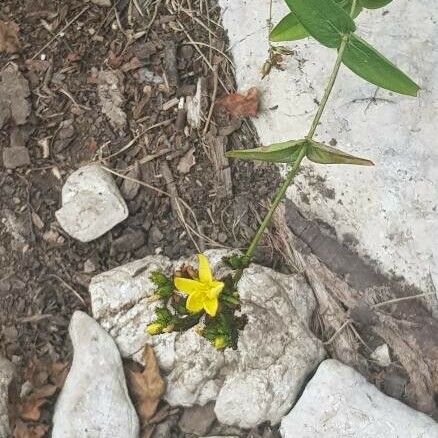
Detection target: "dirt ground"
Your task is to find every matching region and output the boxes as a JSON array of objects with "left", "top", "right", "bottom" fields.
[
  {"left": 0, "top": 0, "right": 281, "bottom": 434},
  {"left": 1, "top": 0, "right": 437, "bottom": 436}
]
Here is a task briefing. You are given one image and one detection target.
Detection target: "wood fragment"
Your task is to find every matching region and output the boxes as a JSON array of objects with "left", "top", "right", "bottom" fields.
[{"left": 205, "top": 132, "right": 232, "bottom": 198}]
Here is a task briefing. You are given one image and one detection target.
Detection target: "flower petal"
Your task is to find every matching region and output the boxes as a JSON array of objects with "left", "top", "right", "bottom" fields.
[
  {"left": 207, "top": 281, "right": 224, "bottom": 299},
  {"left": 203, "top": 297, "right": 219, "bottom": 317},
  {"left": 186, "top": 291, "right": 204, "bottom": 313},
  {"left": 174, "top": 277, "right": 204, "bottom": 295},
  {"left": 198, "top": 254, "right": 213, "bottom": 284}
]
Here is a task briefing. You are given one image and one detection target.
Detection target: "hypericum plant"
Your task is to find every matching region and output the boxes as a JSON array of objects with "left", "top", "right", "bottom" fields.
[{"left": 147, "top": 0, "right": 419, "bottom": 350}]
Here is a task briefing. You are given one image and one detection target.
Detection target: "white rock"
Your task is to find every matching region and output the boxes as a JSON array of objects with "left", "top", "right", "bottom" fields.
[
  {"left": 55, "top": 164, "right": 128, "bottom": 242},
  {"left": 0, "top": 356, "right": 15, "bottom": 438},
  {"left": 280, "top": 359, "right": 438, "bottom": 438},
  {"left": 90, "top": 250, "right": 325, "bottom": 428},
  {"left": 370, "top": 343, "right": 391, "bottom": 367},
  {"left": 52, "top": 311, "right": 139, "bottom": 438},
  {"left": 218, "top": 0, "right": 438, "bottom": 299}
]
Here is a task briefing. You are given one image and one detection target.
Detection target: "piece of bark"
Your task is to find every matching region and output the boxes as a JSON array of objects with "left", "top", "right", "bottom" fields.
[{"left": 205, "top": 132, "right": 232, "bottom": 199}]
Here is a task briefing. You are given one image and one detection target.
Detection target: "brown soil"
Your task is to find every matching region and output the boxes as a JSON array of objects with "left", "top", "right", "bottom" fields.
[{"left": 0, "top": 0, "right": 279, "bottom": 434}]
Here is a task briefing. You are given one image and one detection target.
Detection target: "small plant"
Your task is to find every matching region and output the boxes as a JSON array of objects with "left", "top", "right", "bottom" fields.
[
  {"left": 148, "top": 0, "right": 419, "bottom": 349},
  {"left": 146, "top": 255, "right": 245, "bottom": 350}
]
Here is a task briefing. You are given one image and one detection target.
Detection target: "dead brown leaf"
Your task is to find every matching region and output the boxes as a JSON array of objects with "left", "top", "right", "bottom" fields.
[
  {"left": 125, "top": 345, "right": 166, "bottom": 426},
  {"left": 216, "top": 87, "right": 259, "bottom": 118},
  {"left": 0, "top": 20, "right": 20, "bottom": 54},
  {"left": 13, "top": 420, "right": 48, "bottom": 438},
  {"left": 19, "top": 398, "right": 45, "bottom": 423}
]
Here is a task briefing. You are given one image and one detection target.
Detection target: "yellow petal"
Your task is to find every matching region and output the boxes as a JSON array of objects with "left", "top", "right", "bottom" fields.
[
  {"left": 204, "top": 297, "right": 219, "bottom": 317},
  {"left": 207, "top": 281, "right": 224, "bottom": 299},
  {"left": 186, "top": 291, "right": 205, "bottom": 313},
  {"left": 174, "top": 277, "right": 204, "bottom": 295},
  {"left": 198, "top": 254, "right": 212, "bottom": 284}
]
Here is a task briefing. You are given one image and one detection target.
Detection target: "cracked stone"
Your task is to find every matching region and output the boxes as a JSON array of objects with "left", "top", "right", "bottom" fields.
[
  {"left": 52, "top": 311, "right": 139, "bottom": 437},
  {"left": 55, "top": 164, "right": 128, "bottom": 242},
  {"left": 89, "top": 250, "right": 325, "bottom": 429},
  {"left": 280, "top": 359, "right": 438, "bottom": 438}
]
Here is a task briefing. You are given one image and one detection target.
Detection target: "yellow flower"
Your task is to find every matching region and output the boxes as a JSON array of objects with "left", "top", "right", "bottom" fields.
[
  {"left": 174, "top": 254, "right": 224, "bottom": 317},
  {"left": 146, "top": 322, "right": 163, "bottom": 335}
]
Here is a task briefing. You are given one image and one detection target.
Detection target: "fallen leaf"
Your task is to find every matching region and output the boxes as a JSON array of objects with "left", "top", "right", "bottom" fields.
[
  {"left": 0, "top": 20, "right": 20, "bottom": 54},
  {"left": 19, "top": 384, "right": 57, "bottom": 421},
  {"left": 13, "top": 420, "right": 48, "bottom": 438},
  {"left": 19, "top": 398, "right": 45, "bottom": 422},
  {"left": 125, "top": 345, "right": 166, "bottom": 425},
  {"left": 216, "top": 87, "right": 259, "bottom": 118},
  {"left": 177, "top": 148, "right": 196, "bottom": 174}
]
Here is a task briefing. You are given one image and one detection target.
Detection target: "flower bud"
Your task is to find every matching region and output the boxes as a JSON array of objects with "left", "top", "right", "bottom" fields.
[
  {"left": 213, "top": 336, "right": 227, "bottom": 350},
  {"left": 146, "top": 322, "right": 163, "bottom": 335}
]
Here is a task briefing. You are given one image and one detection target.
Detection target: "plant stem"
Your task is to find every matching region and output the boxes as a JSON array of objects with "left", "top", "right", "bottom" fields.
[
  {"left": 240, "top": 2, "right": 357, "bottom": 269},
  {"left": 245, "top": 146, "right": 307, "bottom": 260},
  {"left": 307, "top": 35, "right": 349, "bottom": 140}
]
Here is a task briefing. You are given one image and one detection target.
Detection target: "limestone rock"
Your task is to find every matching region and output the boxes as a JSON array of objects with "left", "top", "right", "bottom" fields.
[
  {"left": 90, "top": 250, "right": 325, "bottom": 428},
  {"left": 0, "top": 356, "right": 15, "bottom": 438},
  {"left": 280, "top": 359, "right": 438, "bottom": 438},
  {"left": 55, "top": 164, "right": 128, "bottom": 242},
  {"left": 179, "top": 403, "right": 216, "bottom": 435},
  {"left": 52, "top": 311, "right": 139, "bottom": 438}
]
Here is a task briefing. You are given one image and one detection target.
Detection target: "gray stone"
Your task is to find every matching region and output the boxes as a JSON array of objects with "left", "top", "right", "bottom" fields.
[
  {"left": 55, "top": 164, "right": 128, "bottom": 242},
  {"left": 0, "top": 356, "right": 15, "bottom": 438},
  {"left": 280, "top": 359, "right": 438, "bottom": 438},
  {"left": 179, "top": 403, "right": 216, "bottom": 435},
  {"left": 91, "top": 0, "right": 112, "bottom": 7},
  {"left": 2, "top": 146, "right": 30, "bottom": 169},
  {"left": 52, "top": 311, "right": 139, "bottom": 438},
  {"left": 90, "top": 250, "right": 325, "bottom": 429}
]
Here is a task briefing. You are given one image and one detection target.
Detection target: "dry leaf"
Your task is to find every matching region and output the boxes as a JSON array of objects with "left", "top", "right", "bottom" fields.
[
  {"left": 20, "top": 384, "right": 57, "bottom": 421},
  {"left": 216, "top": 87, "right": 259, "bottom": 118},
  {"left": 0, "top": 20, "right": 20, "bottom": 54},
  {"left": 50, "top": 362, "right": 69, "bottom": 388},
  {"left": 19, "top": 398, "right": 46, "bottom": 422},
  {"left": 13, "top": 420, "right": 48, "bottom": 438},
  {"left": 125, "top": 345, "right": 165, "bottom": 425}
]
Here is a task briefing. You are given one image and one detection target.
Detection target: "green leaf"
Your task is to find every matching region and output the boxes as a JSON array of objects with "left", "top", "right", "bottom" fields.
[
  {"left": 226, "top": 139, "right": 307, "bottom": 164},
  {"left": 343, "top": 34, "right": 420, "bottom": 96},
  {"left": 284, "top": 0, "right": 355, "bottom": 48},
  {"left": 360, "top": 0, "right": 393, "bottom": 9},
  {"left": 270, "top": 12, "right": 308, "bottom": 42},
  {"left": 270, "top": 1, "right": 361, "bottom": 43},
  {"left": 306, "top": 140, "right": 374, "bottom": 166}
]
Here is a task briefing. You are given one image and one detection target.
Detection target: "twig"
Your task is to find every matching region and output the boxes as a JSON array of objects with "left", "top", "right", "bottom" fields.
[
  {"left": 96, "top": 119, "right": 173, "bottom": 161},
  {"left": 48, "top": 274, "right": 86, "bottom": 305},
  {"left": 59, "top": 88, "right": 91, "bottom": 111},
  {"left": 202, "top": 64, "right": 218, "bottom": 136},
  {"left": 31, "top": 6, "right": 90, "bottom": 60},
  {"left": 373, "top": 292, "right": 435, "bottom": 308},
  {"left": 323, "top": 319, "right": 351, "bottom": 345}
]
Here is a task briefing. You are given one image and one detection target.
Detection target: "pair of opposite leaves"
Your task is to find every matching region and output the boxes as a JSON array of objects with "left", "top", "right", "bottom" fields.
[{"left": 227, "top": 0, "right": 419, "bottom": 167}]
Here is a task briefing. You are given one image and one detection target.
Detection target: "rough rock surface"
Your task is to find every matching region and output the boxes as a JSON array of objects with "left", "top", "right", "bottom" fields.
[
  {"left": 0, "top": 63, "right": 30, "bottom": 129},
  {"left": 2, "top": 146, "right": 30, "bottom": 169},
  {"left": 0, "top": 356, "right": 15, "bottom": 438},
  {"left": 52, "top": 311, "right": 139, "bottom": 438},
  {"left": 90, "top": 250, "right": 325, "bottom": 428},
  {"left": 280, "top": 359, "right": 438, "bottom": 438},
  {"left": 55, "top": 164, "right": 128, "bottom": 242},
  {"left": 218, "top": 0, "right": 438, "bottom": 296}
]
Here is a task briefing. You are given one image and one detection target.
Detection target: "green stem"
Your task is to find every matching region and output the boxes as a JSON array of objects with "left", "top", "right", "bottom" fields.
[
  {"left": 240, "top": 2, "right": 357, "bottom": 269},
  {"left": 245, "top": 146, "right": 307, "bottom": 260},
  {"left": 307, "top": 35, "right": 349, "bottom": 140}
]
